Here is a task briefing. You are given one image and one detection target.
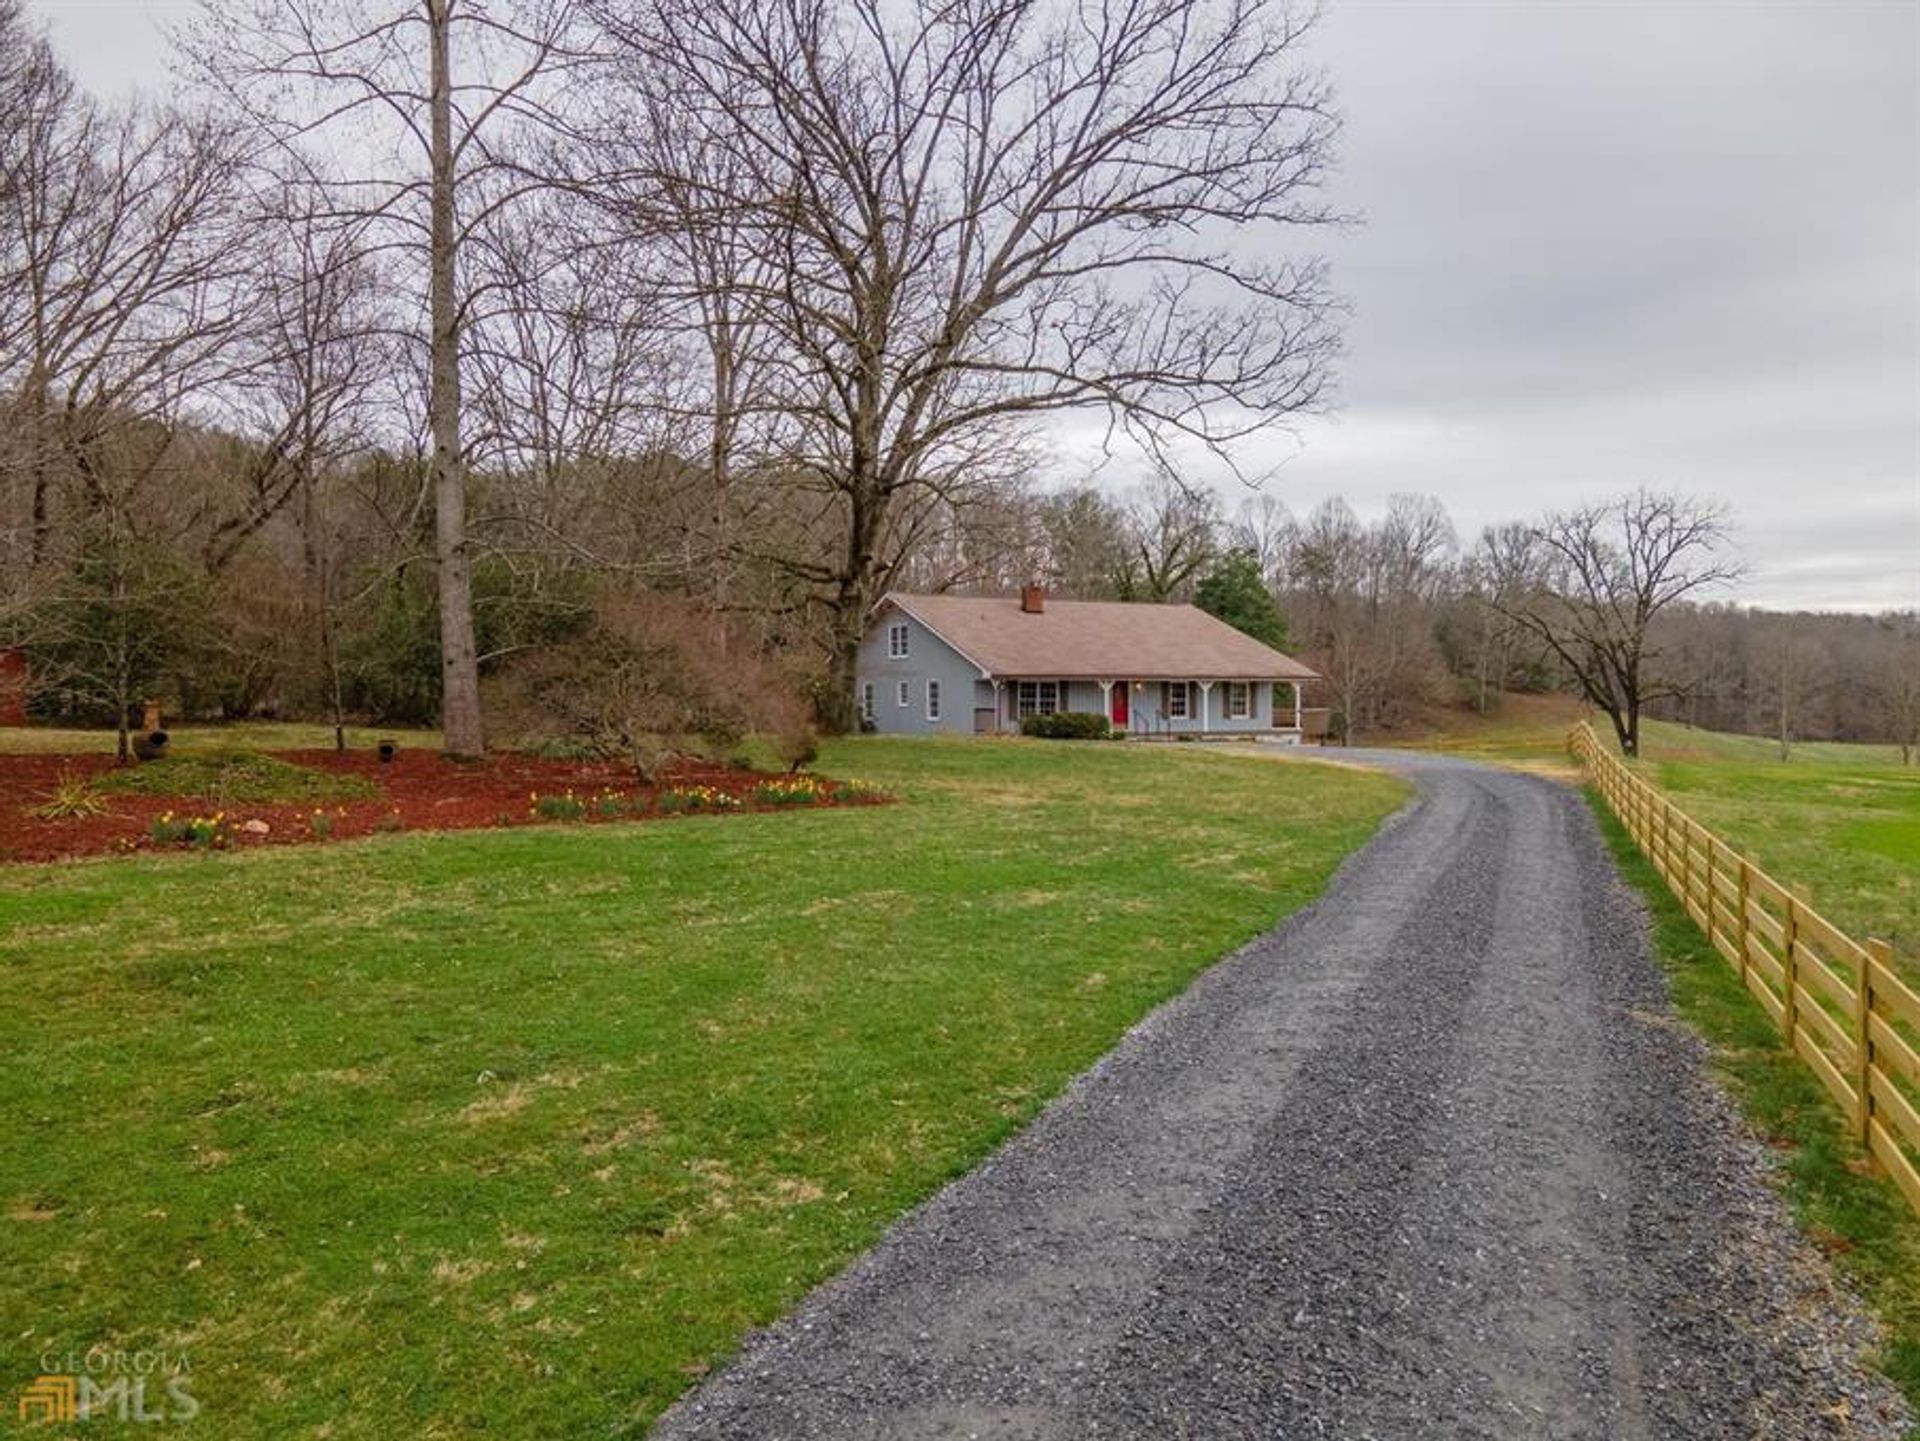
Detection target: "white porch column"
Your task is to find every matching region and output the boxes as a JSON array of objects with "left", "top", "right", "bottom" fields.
[
  {"left": 1098, "top": 679, "right": 1113, "bottom": 724},
  {"left": 992, "top": 679, "right": 1005, "bottom": 731},
  {"left": 1197, "top": 679, "right": 1213, "bottom": 735}
]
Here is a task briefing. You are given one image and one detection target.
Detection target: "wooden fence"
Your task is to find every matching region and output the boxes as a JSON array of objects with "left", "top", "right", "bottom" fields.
[{"left": 1569, "top": 722, "right": 1920, "bottom": 1219}]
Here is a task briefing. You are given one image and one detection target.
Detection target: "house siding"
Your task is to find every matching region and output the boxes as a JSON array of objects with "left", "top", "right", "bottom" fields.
[
  {"left": 1110, "top": 678, "right": 1277, "bottom": 737},
  {"left": 855, "top": 608, "right": 985, "bottom": 736}
]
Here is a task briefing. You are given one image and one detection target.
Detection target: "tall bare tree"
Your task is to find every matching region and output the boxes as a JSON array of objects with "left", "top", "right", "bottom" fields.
[
  {"left": 593, "top": 0, "right": 1341, "bottom": 728},
  {"left": 1459, "top": 521, "right": 1543, "bottom": 713},
  {"left": 186, "top": 0, "right": 582, "bottom": 756},
  {"left": 1116, "top": 478, "right": 1221, "bottom": 602},
  {"left": 1493, "top": 490, "right": 1740, "bottom": 756},
  {"left": 1883, "top": 621, "right": 1920, "bottom": 765}
]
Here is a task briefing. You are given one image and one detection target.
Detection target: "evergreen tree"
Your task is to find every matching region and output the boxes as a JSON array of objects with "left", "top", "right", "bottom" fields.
[{"left": 1195, "top": 550, "right": 1289, "bottom": 650}]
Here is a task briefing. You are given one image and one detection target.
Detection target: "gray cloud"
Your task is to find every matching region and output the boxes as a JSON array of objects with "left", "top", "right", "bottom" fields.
[{"left": 1271, "top": 0, "right": 1919, "bottom": 610}]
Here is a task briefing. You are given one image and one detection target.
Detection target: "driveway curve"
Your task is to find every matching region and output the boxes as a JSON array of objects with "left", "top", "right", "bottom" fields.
[{"left": 654, "top": 752, "right": 1908, "bottom": 1440}]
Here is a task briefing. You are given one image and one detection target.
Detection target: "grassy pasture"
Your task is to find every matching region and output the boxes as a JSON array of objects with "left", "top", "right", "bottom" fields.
[
  {"left": 0, "top": 737, "right": 1404, "bottom": 1437},
  {"left": 1634, "top": 720, "right": 1919, "bottom": 974}
]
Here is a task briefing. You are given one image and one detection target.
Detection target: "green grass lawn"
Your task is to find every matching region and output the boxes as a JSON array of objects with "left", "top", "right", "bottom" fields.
[
  {"left": 0, "top": 738, "right": 1405, "bottom": 1437},
  {"left": 0, "top": 721, "right": 441, "bottom": 756},
  {"left": 1633, "top": 719, "right": 1920, "bottom": 974},
  {"left": 97, "top": 751, "right": 378, "bottom": 806}
]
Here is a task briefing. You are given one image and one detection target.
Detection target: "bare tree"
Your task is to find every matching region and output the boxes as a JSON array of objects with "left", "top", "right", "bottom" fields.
[
  {"left": 593, "top": 0, "right": 1340, "bottom": 728},
  {"left": 1458, "top": 521, "right": 1540, "bottom": 713},
  {"left": 1493, "top": 490, "right": 1740, "bottom": 757},
  {"left": 252, "top": 196, "right": 387, "bottom": 747},
  {"left": 1230, "top": 493, "right": 1296, "bottom": 592},
  {"left": 1116, "top": 478, "right": 1221, "bottom": 602},
  {"left": 1885, "top": 623, "right": 1920, "bottom": 765},
  {"left": 185, "top": 0, "right": 583, "bottom": 757},
  {"left": 1282, "top": 494, "right": 1451, "bottom": 740}
]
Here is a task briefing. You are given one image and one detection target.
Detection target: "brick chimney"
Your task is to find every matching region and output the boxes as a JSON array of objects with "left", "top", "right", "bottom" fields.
[{"left": 1020, "top": 583, "right": 1046, "bottom": 614}]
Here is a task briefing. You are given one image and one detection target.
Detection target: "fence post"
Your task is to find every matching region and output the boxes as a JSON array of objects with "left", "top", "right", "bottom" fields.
[
  {"left": 1663, "top": 798, "right": 1678, "bottom": 897},
  {"left": 1735, "top": 852, "right": 1751, "bottom": 990},
  {"left": 1781, "top": 884, "right": 1805, "bottom": 1050},
  {"left": 1859, "top": 940, "right": 1888, "bottom": 1158},
  {"left": 1705, "top": 834, "right": 1720, "bottom": 953},
  {"left": 1680, "top": 814, "right": 1694, "bottom": 917}
]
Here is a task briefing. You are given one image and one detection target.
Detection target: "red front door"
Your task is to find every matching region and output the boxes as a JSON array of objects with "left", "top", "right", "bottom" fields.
[{"left": 1110, "top": 681, "right": 1129, "bottom": 726}]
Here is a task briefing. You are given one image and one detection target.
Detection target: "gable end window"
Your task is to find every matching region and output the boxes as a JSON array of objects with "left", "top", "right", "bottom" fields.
[
  {"left": 1226, "top": 681, "right": 1251, "bottom": 720},
  {"left": 1165, "top": 681, "right": 1189, "bottom": 719},
  {"left": 926, "top": 679, "right": 942, "bottom": 721},
  {"left": 897, "top": 680, "right": 910, "bottom": 707},
  {"left": 887, "top": 622, "right": 910, "bottom": 659}
]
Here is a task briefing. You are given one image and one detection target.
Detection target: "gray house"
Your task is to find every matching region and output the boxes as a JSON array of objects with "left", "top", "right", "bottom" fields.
[{"left": 856, "top": 587, "right": 1322, "bottom": 740}]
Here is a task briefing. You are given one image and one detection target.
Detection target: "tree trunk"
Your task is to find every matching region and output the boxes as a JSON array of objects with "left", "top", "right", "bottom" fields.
[
  {"left": 27, "top": 366, "right": 52, "bottom": 568},
  {"left": 1608, "top": 697, "right": 1637, "bottom": 758},
  {"left": 113, "top": 556, "right": 131, "bottom": 764},
  {"left": 821, "top": 622, "right": 862, "bottom": 735},
  {"left": 1776, "top": 657, "right": 1791, "bottom": 762},
  {"left": 428, "top": 0, "right": 484, "bottom": 758}
]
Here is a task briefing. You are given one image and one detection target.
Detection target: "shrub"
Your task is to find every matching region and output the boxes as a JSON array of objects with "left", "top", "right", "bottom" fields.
[
  {"left": 529, "top": 790, "right": 587, "bottom": 822},
  {"left": 339, "top": 558, "right": 592, "bottom": 727},
  {"left": 485, "top": 592, "right": 815, "bottom": 781},
  {"left": 1019, "top": 711, "right": 1112, "bottom": 740}
]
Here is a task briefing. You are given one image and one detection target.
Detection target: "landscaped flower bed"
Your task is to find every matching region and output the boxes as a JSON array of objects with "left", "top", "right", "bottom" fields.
[{"left": 0, "top": 748, "right": 887, "bottom": 863}]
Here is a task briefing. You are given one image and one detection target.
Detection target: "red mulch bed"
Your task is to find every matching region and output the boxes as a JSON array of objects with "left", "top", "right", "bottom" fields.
[{"left": 0, "top": 749, "right": 876, "bottom": 864}]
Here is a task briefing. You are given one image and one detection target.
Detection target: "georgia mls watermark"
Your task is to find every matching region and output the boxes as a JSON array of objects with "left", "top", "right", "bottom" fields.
[{"left": 17, "top": 1347, "right": 198, "bottom": 1425}]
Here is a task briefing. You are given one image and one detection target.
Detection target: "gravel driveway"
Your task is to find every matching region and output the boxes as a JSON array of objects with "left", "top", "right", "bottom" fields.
[{"left": 654, "top": 753, "right": 1910, "bottom": 1440}]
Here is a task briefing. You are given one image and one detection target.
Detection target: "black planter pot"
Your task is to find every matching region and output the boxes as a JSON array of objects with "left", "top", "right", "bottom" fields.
[
  {"left": 133, "top": 730, "right": 170, "bottom": 762},
  {"left": 377, "top": 741, "right": 398, "bottom": 765}
]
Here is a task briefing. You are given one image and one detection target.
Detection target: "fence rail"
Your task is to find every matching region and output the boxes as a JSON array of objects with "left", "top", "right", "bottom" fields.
[{"left": 1569, "top": 722, "right": 1920, "bottom": 1219}]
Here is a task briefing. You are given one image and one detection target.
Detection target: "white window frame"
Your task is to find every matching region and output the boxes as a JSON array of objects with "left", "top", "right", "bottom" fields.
[
  {"left": 860, "top": 682, "right": 875, "bottom": 722},
  {"left": 1165, "top": 680, "right": 1189, "bottom": 719},
  {"left": 926, "top": 679, "right": 941, "bottom": 721},
  {"left": 1226, "top": 681, "right": 1251, "bottom": 720},
  {"left": 1015, "top": 680, "right": 1061, "bottom": 717},
  {"left": 887, "top": 622, "right": 910, "bottom": 659},
  {"left": 896, "top": 680, "right": 910, "bottom": 708}
]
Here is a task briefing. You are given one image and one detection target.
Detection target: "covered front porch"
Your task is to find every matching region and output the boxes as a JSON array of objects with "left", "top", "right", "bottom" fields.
[{"left": 987, "top": 676, "right": 1319, "bottom": 740}]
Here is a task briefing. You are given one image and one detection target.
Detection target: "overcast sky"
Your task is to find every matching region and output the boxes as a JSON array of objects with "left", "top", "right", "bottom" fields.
[{"left": 27, "top": 0, "right": 1920, "bottom": 612}]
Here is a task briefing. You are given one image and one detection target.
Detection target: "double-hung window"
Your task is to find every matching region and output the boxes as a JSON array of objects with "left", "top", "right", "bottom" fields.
[
  {"left": 1164, "top": 681, "right": 1189, "bottom": 719},
  {"left": 896, "top": 680, "right": 910, "bottom": 707},
  {"left": 1015, "top": 680, "right": 1061, "bottom": 717},
  {"left": 1226, "top": 681, "right": 1251, "bottom": 720},
  {"left": 926, "top": 679, "right": 942, "bottom": 721},
  {"left": 860, "top": 682, "right": 876, "bottom": 722},
  {"left": 887, "top": 622, "right": 910, "bottom": 659}
]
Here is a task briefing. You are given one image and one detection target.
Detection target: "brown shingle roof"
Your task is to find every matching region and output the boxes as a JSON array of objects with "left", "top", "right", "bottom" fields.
[{"left": 884, "top": 593, "right": 1319, "bottom": 682}]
